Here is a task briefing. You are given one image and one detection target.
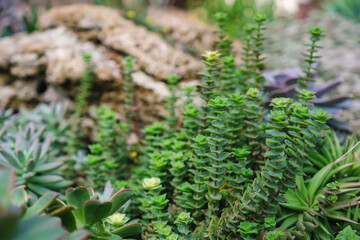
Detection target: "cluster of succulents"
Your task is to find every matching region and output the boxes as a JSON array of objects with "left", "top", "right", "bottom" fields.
[{"left": 0, "top": 8, "right": 359, "bottom": 240}]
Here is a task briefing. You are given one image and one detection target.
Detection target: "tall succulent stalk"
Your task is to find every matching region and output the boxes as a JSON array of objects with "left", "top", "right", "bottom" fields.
[
  {"left": 214, "top": 12, "right": 233, "bottom": 58},
  {"left": 183, "top": 86, "right": 197, "bottom": 105},
  {"left": 251, "top": 14, "right": 267, "bottom": 88},
  {"left": 220, "top": 55, "right": 237, "bottom": 95},
  {"left": 214, "top": 12, "right": 237, "bottom": 94},
  {"left": 141, "top": 177, "right": 177, "bottom": 239},
  {"left": 179, "top": 51, "right": 222, "bottom": 221},
  {"left": 226, "top": 148, "right": 252, "bottom": 203},
  {"left": 165, "top": 74, "right": 181, "bottom": 133},
  {"left": 227, "top": 93, "right": 246, "bottom": 149},
  {"left": 86, "top": 107, "right": 129, "bottom": 189},
  {"left": 243, "top": 88, "right": 266, "bottom": 165},
  {"left": 298, "top": 26, "right": 325, "bottom": 88},
  {"left": 185, "top": 134, "right": 208, "bottom": 219},
  {"left": 198, "top": 51, "right": 221, "bottom": 130},
  {"left": 204, "top": 97, "right": 231, "bottom": 222},
  {"left": 239, "top": 24, "right": 256, "bottom": 91},
  {"left": 229, "top": 94, "right": 330, "bottom": 231},
  {"left": 120, "top": 56, "right": 136, "bottom": 128},
  {"left": 74, "top": 53, "right": 93, "bottom": 126},
  {"left": 67, "top": 53, "right": 94, "bottom": 155}
]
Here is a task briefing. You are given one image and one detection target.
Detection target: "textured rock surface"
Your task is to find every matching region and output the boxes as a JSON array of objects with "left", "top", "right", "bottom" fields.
[
  {"left": 147, "top": 6, "right": 217, "bottom": 56},
  {"left": 147, "top": 6, "right": 242, "bottom": 59},
  {"left": 38, "top": 4, "right": 202, "bottom": 79},
  {"left": 0, "top": 4, "right": 206, "bottom": 126}
]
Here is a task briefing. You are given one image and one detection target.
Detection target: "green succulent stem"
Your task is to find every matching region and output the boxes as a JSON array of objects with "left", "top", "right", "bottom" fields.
[
  {"left": 165, "top": 74, "right": 181, "bottom": 132},
  {"left": 204, "top": 97, "right": 231, "bottom": 222},
  {"left": 243, "top": 88, "right": 266, "bottom": 166},
  {"left": 74, "top": 53, "right": 93, "bottom": 125},
  {"left": 251, "top": 15, "right": 267, "bottom": 88},
  {"left": 298, "top": 26, "right": 325, "bottom": 88},
  {"left": 120, "top": 56, "right": 137, "bottom": 128},
  {"left": 67, "top": 53, "right": 94, "bottom": 155},
  {"left": 198, "top": 51, "right": 221, "bottom": 131},
  {"left": 141, "top": 178, "right": 173, "bottom": 239}
]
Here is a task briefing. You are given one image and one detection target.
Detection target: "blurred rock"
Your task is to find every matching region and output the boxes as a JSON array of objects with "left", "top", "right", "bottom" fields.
[
  {"left": 0, "top": 4, "right": 205, "bottom": 127},
  {"left": 147, "top": 6, "right": 217, "bottom": 56},
  {"left": 147, "top": 6, "right": 242, "bottom": 58},
  {"left": 38, "top": 4, "right": 202, "bottom": 79}
]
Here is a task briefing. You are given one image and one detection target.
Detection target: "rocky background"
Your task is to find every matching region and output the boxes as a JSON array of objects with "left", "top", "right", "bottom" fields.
[{"left": 0, "top": 4, "right": 219, "bottom": 128}]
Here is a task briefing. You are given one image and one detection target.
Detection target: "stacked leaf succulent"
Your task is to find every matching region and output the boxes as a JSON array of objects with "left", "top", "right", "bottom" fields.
[
  {"left": 74, "top": 53, "right": 94, "bottom": 122},
  {"left": 67, "top": 53, "right": 95, "bottom": 155},
  {"left": 204, "top": 96, "right": 231, "bottom": 222},
  {"left": 86, "top": 107, "right": 130, "bottom": 189},
  {"left": 140, "top": 177, "right": 175, "bottom": 239},
  {"left": 164, "top": 74, "right": 181, "bottom": 132},
  {"left": 120, "top": 56, "right": 137, "bottom": 127}
]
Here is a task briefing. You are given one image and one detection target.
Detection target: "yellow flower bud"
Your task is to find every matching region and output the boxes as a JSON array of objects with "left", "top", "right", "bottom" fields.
[
  {"left": 106, "top": 213, "right": 129, "bottom": 226},
  {"left": 130, "top": 151, "right": 138, "bottom": 158},
  {"left": 202, "top": 50, "right": 220, "bottom": 61},
  {"left": 142, "top": 177, "right": 161, "bottom": 190},
  {"left": 145, "top": 16, "right": 152, "bottom": 24},
  {"left": 127, "top": 10, "right": 136, "bottom": 19}
]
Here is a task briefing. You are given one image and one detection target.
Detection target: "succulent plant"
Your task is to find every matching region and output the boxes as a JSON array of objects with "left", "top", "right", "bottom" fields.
[
  {"left": 86, "top": 106, "right": 130, "bottom": 189},
  {"left": 50, "top": 185, "right": 142, "bottom": 239},
  {"left": 0, "top": 123, "right": 71, "bottom": 199},
  {"left": 279, "top": 163, "right": 360, "bottom": 239},
  {"left": 0, "top": 108, "right": 13, "bottom": 125},
  {"left": 120, "top": 56, "right": 137, "bottom": 127},
  {"left": 335, "top": 226, "right": 360, "bottom": 239},
  {"left": 140, "top": 177, "right": 176, "bottom": 239},
  {"left": 15, "top": 103, "right": 71, "bottom": 156},
  {"left": 263, "top": 67, "right": 353, "bottom": 131},
  {"left": 174, "top": 212, "right": 193, "bottom": 239},
  {"left": 0, "top": 167, "right": 89, "bottom": 240},
  {"left": 22, "top": 3, "right": 39, "bottom": 34}
]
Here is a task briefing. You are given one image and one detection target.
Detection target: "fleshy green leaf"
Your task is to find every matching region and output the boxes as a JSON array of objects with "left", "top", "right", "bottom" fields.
[
  {"left": 109, "top": 189, "right": 134, "bottom": 215},
  {"left": 50, "top": 205, "right": 77, "bottom": 232},
  {"left": 11, "top": 187, "right": 28, "bottom": 207},
  {"left": 83, "top": 200, "right": 112, "bottom": 227},
  {"left": 66, "top": 187, "right": 90, "bottom": 228},
  {"left": 25, "top": 191, "right": 59, "bottom": 218},
  {"left": 112, "top": 223, "right": 142, "bottom": 238},
  {"left": 61, "top": 229, "right": 90, "bottom": 240},
  {"left": 13, "top": 216, "right": 67, "bottom": 240}
]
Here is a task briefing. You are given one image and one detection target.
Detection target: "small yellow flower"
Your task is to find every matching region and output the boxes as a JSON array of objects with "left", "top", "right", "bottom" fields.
[
  {"left": 162, "top": 26, "right": 171, "bottom": 33},
  {"left": 202, "top": 50, "right": 220, "bottom": 61},
  {"left": 145, "top": 16, "right": 153, "bottom": 24},
  {"left": 142, "top": 177, "right": 161, "bottom": 190},
  {"left": 106, "top": 213, "right": 130, "bottom": 226},
  {"left": 127, "top": 10, "right": 136, "bottom": 19},
  {"left": 130, "top": 151, "right": 138, "bottom": 158}
]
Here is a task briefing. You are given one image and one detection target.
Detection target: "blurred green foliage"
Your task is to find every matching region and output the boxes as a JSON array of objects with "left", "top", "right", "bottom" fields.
[
  {"left": 189, "top": 0, "right": 274, "bottom": 37},
  {"left": 325, "top": 0, "right": 360, "bottom": 23}
]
